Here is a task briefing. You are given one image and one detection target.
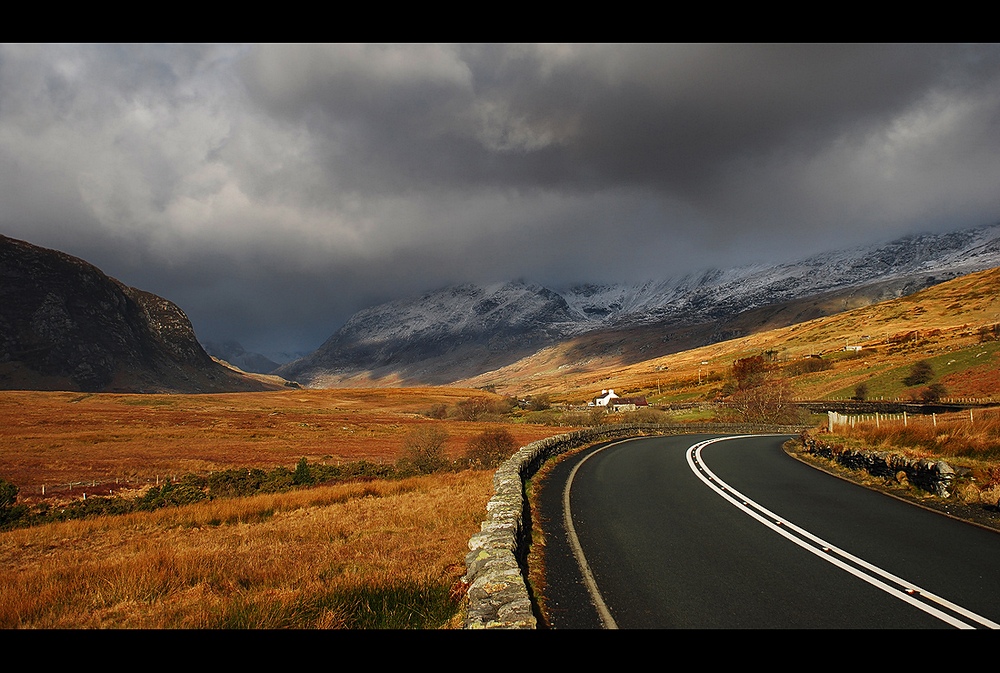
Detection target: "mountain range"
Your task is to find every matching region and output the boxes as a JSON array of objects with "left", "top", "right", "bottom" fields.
[{"left": 275, "top": 223, "right": 1000, "bottom": 388}]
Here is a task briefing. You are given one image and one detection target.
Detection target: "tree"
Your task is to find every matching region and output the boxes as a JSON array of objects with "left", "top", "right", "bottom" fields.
[
  {"left": 398, "top": 426, "right": 450, "bottom": 474},
  {"left": 463, "top": 428, "right": 518, "bottom": 469},
  {"left": 920, "top": 383, "right": 947, "bottom": 403},
  {"left": 0, "top": 478, "right": 17, "bottom": 509},
  {"left": 852, "top": 382, "right": 869, "bottom": 401},
  {"left": 732, "top": 355, "right": 771, "bottom": 391},
  {"left": 527, "top": 394, "right": 551, "bottom": 412},
  {"left": 293, "top": 457, "right": 314, "bottom": 485},
  {"left": 903, "top": 360, "right": 934, "bottom": 386},
  {"left": 726, "top": 353, "right": 802, "bottom": 424},
  {"left": 728, "top": 377, "right": 800, "bottom": 424}
]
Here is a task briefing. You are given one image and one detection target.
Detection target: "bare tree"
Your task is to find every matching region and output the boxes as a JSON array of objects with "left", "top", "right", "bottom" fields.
[{"left": 398, "top": 426, "right": 450, "bottom": 474}]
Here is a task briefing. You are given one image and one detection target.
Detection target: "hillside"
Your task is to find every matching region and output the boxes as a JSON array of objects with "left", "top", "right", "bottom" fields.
[
  {"left": 0, "top": 235, "right": 280, "bottom": 393},
  {"left": 278, "top": 223, "right": 1000, "bottom": 388},
  {"left": 460, "top": 265, "right": 1000, "bottom": 404}
]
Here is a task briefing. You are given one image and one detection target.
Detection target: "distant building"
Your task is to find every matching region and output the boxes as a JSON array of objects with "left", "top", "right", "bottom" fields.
[
  {"left": 589, "top": 389, "right": 620, "bottom": 406},
  {"left": 589, "top": 389, "right": 648, "bottom": 411},
  {"left": 611, "top": 396, "right": 649, "bottom": 412}
]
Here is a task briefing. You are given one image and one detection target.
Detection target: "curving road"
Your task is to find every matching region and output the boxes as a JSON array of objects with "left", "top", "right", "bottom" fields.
[{"left": 535, "top": 434, "right": 1000, "bottom": 629}]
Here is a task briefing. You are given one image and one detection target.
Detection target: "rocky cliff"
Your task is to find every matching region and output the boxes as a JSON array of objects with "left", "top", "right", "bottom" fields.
[{"left": 0, "top": 235, "right": 277, "bottom": 393}]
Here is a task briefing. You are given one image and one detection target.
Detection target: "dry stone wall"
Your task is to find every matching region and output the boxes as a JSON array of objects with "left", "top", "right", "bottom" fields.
[{"left": 798, "top": 432, "right": 957, "bottom": 497}]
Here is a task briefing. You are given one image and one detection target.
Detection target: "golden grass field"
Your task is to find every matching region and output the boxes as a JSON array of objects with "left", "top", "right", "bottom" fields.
[
  {"left": 0, "top": 388, "right": 575, "bottom": 499},
  {"left": 0, "top": 387, "right": 580, "bottom": 628},
  {"left": 0, "top": 471, "right": 494, "bottom": 628}
]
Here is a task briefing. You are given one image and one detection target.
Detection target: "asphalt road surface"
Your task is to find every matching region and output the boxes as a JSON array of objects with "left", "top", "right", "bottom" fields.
[{"left": 535, "top": 434, "right": 1000, "bottom": 629}]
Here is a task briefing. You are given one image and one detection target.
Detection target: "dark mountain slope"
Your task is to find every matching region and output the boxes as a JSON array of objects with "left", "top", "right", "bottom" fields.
[{"left": 0, "top": 235, "right": 278, "bottom": 393}]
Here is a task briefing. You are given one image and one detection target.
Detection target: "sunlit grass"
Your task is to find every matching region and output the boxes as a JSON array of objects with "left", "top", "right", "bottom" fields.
[
  {"left": 821, "top": 408, "right": 1000, "bottom": 504},
  {"left": 0, "top": 471, "right": 493, "bottom": 628}
]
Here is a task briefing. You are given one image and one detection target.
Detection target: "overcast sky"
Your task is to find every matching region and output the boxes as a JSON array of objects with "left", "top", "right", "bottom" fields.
[{"left": 2, "top": 43, "right": 999, "bottom": 357}]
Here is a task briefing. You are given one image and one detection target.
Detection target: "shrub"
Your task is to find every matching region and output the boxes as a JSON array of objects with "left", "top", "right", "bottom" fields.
[
  {"left": 0, "top": 478, "right": 27, "bottom": 529},
  {"left": 463, "top": 428, "right": 518, "bottom": 469},
  {"left": 425, "top": 403, "right": 449, "bottom": 419},
  {"left": 0, "top": 478, "right": 16, "bottom": 509},
  {"left": 978, "top": 324, "right": 1000, "bottom": 343},
  {"left": 853, "top": 383, "right": 869, "bottom": 401},
  {"left": 526, "top": 394, "right": 551, "bottom": 412},
  {"left": 903, "top": 360, "right": 934, "bottom": 386},
  {"left": 453, "top": 396, "right": 515, "bottom": 421},
  {"left": 920, "top": 383, "right": 948, "bottom": 403},
  {"left": 785, "top": 356, "right": 833, "bottom": 376},
  {"left": 627, "top": 407, "right": 670, "bottom": 424},
  {"left": 397, "top": 426, "right": 450, "bottom": 475},
  {"left": 293, "top": 457, "right": 314, "bottom": 486},
  {"left": 732, "top": 355, "right": 771, "bottom": 391}
]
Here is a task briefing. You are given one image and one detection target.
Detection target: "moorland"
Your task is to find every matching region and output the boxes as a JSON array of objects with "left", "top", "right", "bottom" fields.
[{"left": 4, "top": 266, "right": 1000, "bottom": 628}]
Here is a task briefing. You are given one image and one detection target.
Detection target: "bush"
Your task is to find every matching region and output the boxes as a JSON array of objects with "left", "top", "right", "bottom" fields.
[
  {"left": 979, "top": 324, "right": 1000, "bottom": 343},
  {"left": 0, "top": 478, "right": 17, "bottom": 509},
  {"left": 293, "top": 457, "right": 314, "bottom": 486},
  {"left": 397, "top": 426, "right": 450, "bottom": 475},
  {"left": 425, "top": 403, "right": 449, "bottom": 419},
  {"left": 853, "top": 383, "right": 869, "bottom": 401},
  {"left": 903, "top": 360, "right": 934, "bottom": 386},
  {"left": 920, "top": 383, "right": 948, "bottom": 403},
  {"left": 463, "top": 428, "right": 518, "bottom": 469},
  {"left": 0, "top": 478, "right": 27, "bottom": 529},
  {"left": 453, "top": 396, "right": 515, "bottom": 421},
  {"left": 526, "top": 394, "right": 551, "bottom": 412},
  {"left": 785, "top": 356, "right": 833, "bottom": 376},
  {"left": 627, "top": 407, "right": 670, "bottom": 424}
]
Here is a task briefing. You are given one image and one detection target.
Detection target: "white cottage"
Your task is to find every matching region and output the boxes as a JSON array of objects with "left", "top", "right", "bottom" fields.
[{"left": 589, "top": 389, "right": 620, "bottom": 406}]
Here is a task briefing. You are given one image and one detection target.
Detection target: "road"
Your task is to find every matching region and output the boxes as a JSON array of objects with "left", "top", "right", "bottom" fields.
[{"left": 535, "top": 434, "right": 1000, "bottom": 629}]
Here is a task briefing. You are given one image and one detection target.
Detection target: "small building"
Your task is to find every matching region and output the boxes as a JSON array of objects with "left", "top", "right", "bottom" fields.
[
  {"left": 589, "top": 389, "right": 620, "bottom": 407},
  {"left": 611, "top": 396, "right": 649, "bottom": 412}
]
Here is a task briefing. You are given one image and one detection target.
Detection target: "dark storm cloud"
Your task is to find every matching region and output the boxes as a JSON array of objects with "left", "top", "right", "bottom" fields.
[{"left": 1, "top": 44, "right": 999, "bottom": 356}]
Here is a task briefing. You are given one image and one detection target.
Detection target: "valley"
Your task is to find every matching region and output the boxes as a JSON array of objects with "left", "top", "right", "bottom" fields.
[{"left": 4, "top": 233, "right": 1000, "bottom": 629}]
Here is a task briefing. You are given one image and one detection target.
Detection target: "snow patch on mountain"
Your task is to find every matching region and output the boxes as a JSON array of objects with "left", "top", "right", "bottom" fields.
[{"left": 278, "top": 222, "right": 1000, "bottom": 387}]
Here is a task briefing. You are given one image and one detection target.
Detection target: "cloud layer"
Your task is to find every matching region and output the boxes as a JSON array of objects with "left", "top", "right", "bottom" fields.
[{"left": 2, "top": 44, "right": 998, "bottom": 356}]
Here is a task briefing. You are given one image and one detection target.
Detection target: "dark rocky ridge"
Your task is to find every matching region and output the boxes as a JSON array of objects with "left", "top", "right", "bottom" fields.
[
  {"left": 202, "top": 340, "right": 280, "bottom": 375},
  {"left": 0, "top": 234, "right": 276, "bottom": 393}
]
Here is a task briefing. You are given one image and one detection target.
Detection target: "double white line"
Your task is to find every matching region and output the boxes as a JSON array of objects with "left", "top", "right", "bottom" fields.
[{"left": 687, "top": 435, "right": 1000, "bottom": 630}]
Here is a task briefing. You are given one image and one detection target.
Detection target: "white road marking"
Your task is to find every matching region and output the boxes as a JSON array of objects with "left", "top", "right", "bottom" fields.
[
  {"left": 687, "top": 435, "right": 1000, "bottom": 630},
  {"left": 563, "top": 437, "right": 650, "bottom": 629}
]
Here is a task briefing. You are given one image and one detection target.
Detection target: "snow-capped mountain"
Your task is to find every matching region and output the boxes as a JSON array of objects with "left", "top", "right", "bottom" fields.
[
  {"left": 276, "top": 222, "right": 1000, "bottom": 387},
  {"left": 559, "top": 223, "right": 1000, "bottom": 329},
  {"left": 276, "top": 281, "right": 585, "bottom": 386}
]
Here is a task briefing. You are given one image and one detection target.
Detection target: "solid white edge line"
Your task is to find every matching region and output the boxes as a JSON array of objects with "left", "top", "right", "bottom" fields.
[
  {"left": 689, "top": 435, "right": 999, "bottom": 630},
  {"left": 563, "top": 437, "right": 649, "bottom": 630}
]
